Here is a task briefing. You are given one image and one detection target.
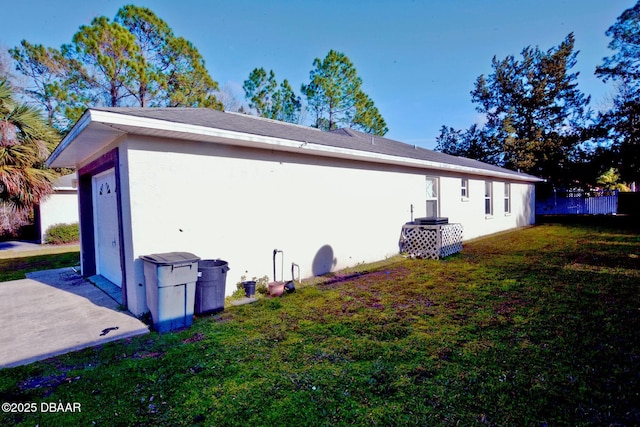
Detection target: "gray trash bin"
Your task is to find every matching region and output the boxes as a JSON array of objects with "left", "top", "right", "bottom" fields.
[
  {"left": 140, "top": 252, "right": 200, "bottom": 333},
  {"left": 195, "top": 259, "right": 229, "bottom": 315}
]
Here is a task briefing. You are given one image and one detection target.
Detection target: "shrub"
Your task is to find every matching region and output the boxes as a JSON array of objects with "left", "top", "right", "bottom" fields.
[
  {"left": 233, "top": 275, "right": 270, "bottom": 298},
  {"left": 44, "top": 222, "right": 80, "bottom": 244}
]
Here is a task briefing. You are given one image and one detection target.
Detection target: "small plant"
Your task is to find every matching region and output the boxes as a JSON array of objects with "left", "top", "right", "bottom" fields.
[
  {"left": 44, "top": 222, "right": 80, "bottom": 244},
  {"left": 234, "top": 275, "right": 270, "bottom": 298},
  {"left": 255, "top": 275, "right": 270, "bottom": 295}
]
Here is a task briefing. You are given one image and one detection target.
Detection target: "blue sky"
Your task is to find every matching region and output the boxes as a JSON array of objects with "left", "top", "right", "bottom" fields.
[{"left": 1, "top": 0, "right": 636, "bottom": 148}]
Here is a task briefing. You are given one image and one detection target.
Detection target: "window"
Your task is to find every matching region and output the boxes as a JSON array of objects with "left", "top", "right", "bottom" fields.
[
  {"left": 504, "top": 183, "right": 511, "bottom": 214},
  {"left": 425, "top": 177, "right": 439, "bottom": 217},
  {"left": 484, "top": 181, "right": 493, "bottom": 216},
  {"left": 461, "top": 178, "right": 469, "bottom": 199}
]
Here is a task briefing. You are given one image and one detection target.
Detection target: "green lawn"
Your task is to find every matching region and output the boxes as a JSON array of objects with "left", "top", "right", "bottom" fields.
[
  {"left": 0, "top": 251, "right": 80, "bottom": 282},
  {"left": 1, "top": 223, "right": 638, "bottom": 426}
]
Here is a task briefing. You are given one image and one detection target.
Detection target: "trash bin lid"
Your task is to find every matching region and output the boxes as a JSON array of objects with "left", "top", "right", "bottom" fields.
[{"left": 140, "top": 252, "right": 200, "bottom": 265}]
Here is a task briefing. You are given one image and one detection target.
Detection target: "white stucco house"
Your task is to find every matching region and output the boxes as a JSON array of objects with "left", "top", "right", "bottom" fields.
[
  {"left": 46, "top": 107, "right": 542, "bottom": 316},
  {"left": 37, "top": 173, "right": 79, "bottom": 243}
]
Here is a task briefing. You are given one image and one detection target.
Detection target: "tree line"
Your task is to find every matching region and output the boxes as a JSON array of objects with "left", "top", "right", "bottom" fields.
[
  {"left": 0, "top": 5, "right": 387, "bottom": 235},
  {"left": 2, "top": 3, "right": 640, "bottom": 235},
  {"left": 243, "top": 50, "right": 387, "bottom": 135},
  {"left": 436, "top": 3, "right": 640, "bottom": 191},
  {"left": 4, "top": 5, "right": 387, "bottom": 136}
]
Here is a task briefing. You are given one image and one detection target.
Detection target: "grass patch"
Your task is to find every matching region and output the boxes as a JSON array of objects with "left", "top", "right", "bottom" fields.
[
  {"left": 0, "top": 252, "right": 80, "bottom": 282},
  {"left": 1, "top": 223, "right": 639, "bottom": 426}
]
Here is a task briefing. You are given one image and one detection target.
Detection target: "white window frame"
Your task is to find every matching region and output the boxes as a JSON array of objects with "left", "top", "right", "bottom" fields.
[
  {"left": 461, "top": 178, "right": 469, "bottom": 201},
  {"left": 484, "top": 181, "right": 493, "bottom": 217},
  {"left": 504, "top": 182, "right": 511, "bottom": 215},
  {"left": 425, "top": 176, "right": 439, "bottom": 218}
]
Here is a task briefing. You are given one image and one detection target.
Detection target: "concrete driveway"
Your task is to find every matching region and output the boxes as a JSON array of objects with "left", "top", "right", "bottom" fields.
[{"left": 0, "top": 267, "right": 148, "bottom": 368}]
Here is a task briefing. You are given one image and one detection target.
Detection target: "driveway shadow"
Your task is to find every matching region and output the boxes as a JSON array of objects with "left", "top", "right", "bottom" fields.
[{"left": 25, "top": 268, "right": 118, "bottom": 310}]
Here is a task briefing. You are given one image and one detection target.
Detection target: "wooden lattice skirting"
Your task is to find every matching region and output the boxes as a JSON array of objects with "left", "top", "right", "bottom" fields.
[{"left": 399, "top": 223, "right": 463, "bottom": 259}]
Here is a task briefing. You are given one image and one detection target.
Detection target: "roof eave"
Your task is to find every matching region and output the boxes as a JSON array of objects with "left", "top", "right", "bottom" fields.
[
  {"left": 46, "top": 110, "right": 126, "bottom": 168},
  {"left": 46, "top": 110, "right": 91, "bottom": 168},
  {"left": 48, "top": 109, "right": 543, "bottom": 183}
]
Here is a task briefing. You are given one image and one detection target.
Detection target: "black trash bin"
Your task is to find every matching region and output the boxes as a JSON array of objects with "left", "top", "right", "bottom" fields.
[{"left": 195, "top": 259, "right": 229, "bottom": 315}]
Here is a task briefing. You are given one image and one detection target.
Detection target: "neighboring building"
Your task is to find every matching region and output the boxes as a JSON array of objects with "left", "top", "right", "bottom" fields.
[
  {"left": 37, "top": 173, "right": 78, "bottom": 243},
  {"left": 46, "top": 108, "right": 542, "bottom": 315}
]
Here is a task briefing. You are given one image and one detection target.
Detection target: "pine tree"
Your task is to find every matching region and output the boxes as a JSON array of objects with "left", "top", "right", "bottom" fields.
[
  {"left": 11, "top": 5, "right": 222, "bottom": 130},
  {"left": 437, "top": 34, "right": 589, "bottom": 185},
  {"left": 595, "top": 1, "right": 640, "bottom": 186},
  {"left": 243, "top": 68, "right": 301, "bottom": 123},
  {"left": 301, "top": 50, "right": 387, "bottom": 135}
]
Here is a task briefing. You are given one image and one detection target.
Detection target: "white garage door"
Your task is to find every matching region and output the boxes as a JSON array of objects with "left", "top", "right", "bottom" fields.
[{"left": 92, "top": 168, "right": 122, "bottom": 287}]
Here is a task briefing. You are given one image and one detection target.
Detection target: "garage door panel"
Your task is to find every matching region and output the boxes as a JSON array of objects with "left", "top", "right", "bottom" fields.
[{"left": 92, "top": 169, "right": 122, "bottom": 287}]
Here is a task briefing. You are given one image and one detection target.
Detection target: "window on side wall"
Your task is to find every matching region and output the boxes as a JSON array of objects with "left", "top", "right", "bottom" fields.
[
  {"left": 425, "top": 177, "right": 439, "bottom": 218},
  {"left": 484, "top": 181, "right": 493, "bottom": 216},
  {"left": 504, "top": 182, "right": 511, "bottom": 214},
  {"left": 461, "top": 178, "right": 469, "bottom": 200}
]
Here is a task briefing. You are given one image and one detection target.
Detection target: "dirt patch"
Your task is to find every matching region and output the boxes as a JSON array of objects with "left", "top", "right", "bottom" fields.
[
  {"left": 572, "top": 252, "right": 640, "bottom": 271},
  {"left": 19, "top": 370, "right": 81, "bottom": 397},
  {"left": 321, "top": 267, "right": 411, "bottom": 289},
  {"left": 133, "top": 351, "right": 165, "bottom": 359},
  {"left": 214, "top": 312, "right": 234, "bottom": 323},
  {"left": 321, "top": 271, "right": 372, "bottom": 287},
  {"left": 183, "top": 332, "right": 205, "bottom": 344},
  {"left": 392, "top": 296, "right": 435, "bottom": 310},
  {"left": 20, "top": 374, "right": 66, "bottom": 395}
]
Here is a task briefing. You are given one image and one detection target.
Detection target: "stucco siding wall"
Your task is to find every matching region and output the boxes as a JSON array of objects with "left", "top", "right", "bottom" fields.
[
  {"left": 117, "top": 136, "right": 536, "bottom": 315},
  {"left": 439, "top": 178, "right": 535, "bottom": 240},
  {"left": 122, "top": 136, "right": 428, "bottom": 311},
  {"left": 39, "top": 192, "right": 79, "bottom": 243}
]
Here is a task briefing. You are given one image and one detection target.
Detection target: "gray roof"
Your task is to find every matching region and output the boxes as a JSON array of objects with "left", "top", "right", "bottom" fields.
[{"left": 89, "top": 107, "right": 540, "bottom": 181}]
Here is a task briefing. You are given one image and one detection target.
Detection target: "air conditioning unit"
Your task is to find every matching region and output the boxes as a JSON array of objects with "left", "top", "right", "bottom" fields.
[{"left": 414, "top": 217, "right": 449, "bottom": 225}]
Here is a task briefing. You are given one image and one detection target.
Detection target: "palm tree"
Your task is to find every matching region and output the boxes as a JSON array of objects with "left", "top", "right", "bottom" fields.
[{"left": 0, "top": 79, "right": 57, "bottom": 234}]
